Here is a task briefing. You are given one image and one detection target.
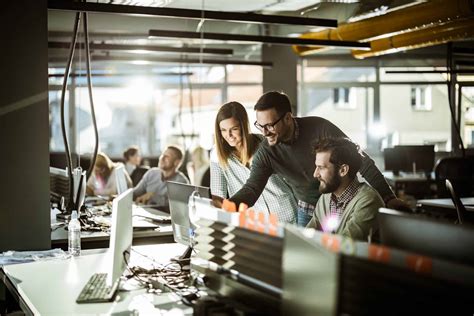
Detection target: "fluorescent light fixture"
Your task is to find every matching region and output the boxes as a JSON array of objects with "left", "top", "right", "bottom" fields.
[
  {"left": 49, "top": 41, "right": 234, "bottom": 56},
  {"left": 48, "top": 0, "right": 338, "bottom": 28},
  {"left": 148, "top": 29, "right": 371, "bottom": 50}
]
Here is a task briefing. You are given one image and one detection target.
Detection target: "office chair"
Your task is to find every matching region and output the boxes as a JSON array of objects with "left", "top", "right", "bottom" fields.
[
  {"left": 445, "top": 179, "right": 466, "bottom": 225},
  {"left": 130, "top": 166, "right": 149, "bottom": 186},
  {"left": 434, "top": 156, "right": 474, "bottom": 198}
]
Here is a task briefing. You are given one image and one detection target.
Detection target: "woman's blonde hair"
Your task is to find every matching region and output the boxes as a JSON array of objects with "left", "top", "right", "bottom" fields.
[
  {"left": 94, "top": 152, "right": 114, "bottom": 179},
  {"left": 214, "top": 102, "right": 258, "bottom": 167}
]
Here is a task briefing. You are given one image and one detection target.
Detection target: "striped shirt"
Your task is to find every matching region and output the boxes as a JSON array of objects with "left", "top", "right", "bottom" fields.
[{"left": 210, "top": 135, "right": 297, "bottom": 224}]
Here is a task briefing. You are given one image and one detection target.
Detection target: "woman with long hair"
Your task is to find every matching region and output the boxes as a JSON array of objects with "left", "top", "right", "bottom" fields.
[
  {"left": 211, "top": 101, "right": 296, "bottom": 223},
  {"left": 86, "top": 152, "right": 131, "bottom": 196}
]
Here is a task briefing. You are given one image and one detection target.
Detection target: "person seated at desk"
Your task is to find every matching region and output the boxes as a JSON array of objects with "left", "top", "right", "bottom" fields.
[
  {"left": 133, "top": 145, "right": 189, "bottom": 208},
  {"left": 123, "top": 145, "right": 149, "bottom": 186},
  {"left": 307, "top": 137, "right": 384, "bottom": 241},
  {"left": 86, "top": 152, "right": 132, "bottom": 196},
  {"left": 211, "top": 101, "right": 297, "bottom": 224}
]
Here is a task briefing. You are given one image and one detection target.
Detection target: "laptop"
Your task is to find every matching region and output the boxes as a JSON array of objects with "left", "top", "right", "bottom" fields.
[
  {"left": 76, "top": 188, "right": 133, "bottom": 303},
  {"left": 166, "top": 181, "right": 211, "bottom": 246}
]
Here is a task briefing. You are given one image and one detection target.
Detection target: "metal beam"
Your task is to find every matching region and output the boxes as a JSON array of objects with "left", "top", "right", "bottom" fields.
[
  {"left": 48, "top": 72, "right": 194, "bottom": 77},
  {"left": 47, "top": 0, "right": 337, "bottom": 28},
  {"left": 49, "top": 55, "right": 273, "bottom": 67},
  {"left": 148, "top": 30, "right": 371, "bottom": 50},
  {"left": 385, "top": 70, "right": 474, "bottom": 74},
  {"left": 48, "top": 41, "right": 233, "bottom": 55}
]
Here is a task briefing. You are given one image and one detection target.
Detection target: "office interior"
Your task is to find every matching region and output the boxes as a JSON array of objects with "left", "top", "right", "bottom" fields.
[{"left": 1, "top": 0, "right": 474, "bottom": 314}]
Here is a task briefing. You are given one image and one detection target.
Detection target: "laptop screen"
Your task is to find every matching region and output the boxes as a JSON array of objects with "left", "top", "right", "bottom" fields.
[{"left": 166, "top": 181, "right": 211, "bottom": 246}]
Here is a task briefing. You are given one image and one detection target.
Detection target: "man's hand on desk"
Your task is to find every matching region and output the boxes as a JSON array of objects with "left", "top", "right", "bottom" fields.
[
  {"left": 386, "top": 197, "right": 412, "bottom": 212},
  {"left": 136, "top": 192, "right": 153, "bottom": 204}
]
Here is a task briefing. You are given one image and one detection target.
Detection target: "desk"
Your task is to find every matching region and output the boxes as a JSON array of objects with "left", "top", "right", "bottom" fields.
[
  {"left": 417, "top": 197, "right": 474, "bottom": 212},
  {"left": 51, "top": 206, "right": 174, "bottom": 250},
  {"left": 1, "top": 244, "right": 191, "bottom": 315},
  {"left": 383, "top": 172, "right": 435, "bottom": 203}
]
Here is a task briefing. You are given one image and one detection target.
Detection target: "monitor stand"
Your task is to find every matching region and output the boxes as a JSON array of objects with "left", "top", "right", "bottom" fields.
[{"left": 171, "top": 246, "right": 192, "bottom": 271}]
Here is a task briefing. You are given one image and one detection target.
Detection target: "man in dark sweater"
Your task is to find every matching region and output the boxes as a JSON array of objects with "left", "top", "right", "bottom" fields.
[{"left": 229, "top": 91, "right": 407, "bottom": 226}]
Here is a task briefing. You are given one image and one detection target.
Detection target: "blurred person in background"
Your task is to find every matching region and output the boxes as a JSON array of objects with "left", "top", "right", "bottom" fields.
[{"left": 86, "top": 152, "right": 132, "bottom": 196}]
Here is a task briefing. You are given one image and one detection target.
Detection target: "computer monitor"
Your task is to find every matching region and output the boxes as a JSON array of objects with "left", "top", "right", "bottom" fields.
[
  {"left": 383, "top": 145, "right": 435, "bottom": 175},
  {"left": 378, "top": 207, "right": 474, "bottom": 265},
  {"left": 108, "top": 188, "right": 133, "bottom": 286},
  {"left": 114, "top": 164, "right": 128, "bottom": 195},
  {"left": 167, "top": 181, "right": 211, "bottom": 265},
  {"left": 50, "top": 166, "right": 70, "bottom": 211}
]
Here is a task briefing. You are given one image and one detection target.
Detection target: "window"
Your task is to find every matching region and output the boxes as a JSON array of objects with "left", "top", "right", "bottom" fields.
[
  {"left": 333, "top": 87, "right": 356, "bottom": 109},
  {"left": 411, "top": 86, "right": 432, "bottom": 110},
  {"left": 380, "top": 84, "right": 449, "bottom": 150},
  {"left": 300, "top": 87, "right": 373, "bottom": 148}
]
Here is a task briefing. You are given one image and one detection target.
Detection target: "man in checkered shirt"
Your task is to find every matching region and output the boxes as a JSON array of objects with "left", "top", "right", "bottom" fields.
[{"left": 307, "top": 137, "right": 384, "bottom": 241}]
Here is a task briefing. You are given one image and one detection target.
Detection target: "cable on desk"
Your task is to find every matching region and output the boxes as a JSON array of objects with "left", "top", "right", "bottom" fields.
[{"left": 124, "top": 249, "right": 202, "bottom": 304}]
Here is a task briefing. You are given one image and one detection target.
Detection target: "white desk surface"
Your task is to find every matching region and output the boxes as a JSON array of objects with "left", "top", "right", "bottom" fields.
[
  {"left": 51, "top": 206, "right": 173, "bottom": 244},
  {"left": 417, "top": 197, "right": 474, "bottom": 212},
  {"left": 3, "top": 243, "right": 190, "bottom": 315}
]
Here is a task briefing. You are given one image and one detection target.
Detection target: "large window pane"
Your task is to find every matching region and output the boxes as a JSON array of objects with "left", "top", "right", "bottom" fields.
[
  {"left": 75, "top": 87, "right": 152, "bottom": 156},
  {"left": 227, "top": 65, "right": 262, "bottom": 83},
  {"left": 300, "top": 87, "right": 373, "bottom": 148},
  {"left": 461, "top": 86, "right": 474, "bottom": 148},
  {"left": 380, "top": 84, "right": 450, "bottom": 151},
  {"left": 165, "top": 88, "right": 223, "bottom": 149},
  {"left": 303, "top": 67, "right": 375, "bottom": 82},
  {"left": 49, "top": 90, "right": 68, "bottom": 152}
]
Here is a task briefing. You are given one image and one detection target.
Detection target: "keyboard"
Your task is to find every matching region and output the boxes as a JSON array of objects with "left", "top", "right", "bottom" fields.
[{"left": 76, "top": 273, "right": 119, "bottom": 304}]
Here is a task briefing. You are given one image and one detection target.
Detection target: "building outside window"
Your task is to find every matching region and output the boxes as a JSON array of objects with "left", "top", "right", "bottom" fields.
[
  {"left": 410, "top": 85, "right": 432, "bottom": 111},
  {"left": 333, "top": 87, "right": 356, "bottom": 109}
]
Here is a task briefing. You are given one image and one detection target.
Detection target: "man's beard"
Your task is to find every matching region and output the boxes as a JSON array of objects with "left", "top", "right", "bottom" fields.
[{"left": 319, "top": 173, "right": 342, "bottom": 194}]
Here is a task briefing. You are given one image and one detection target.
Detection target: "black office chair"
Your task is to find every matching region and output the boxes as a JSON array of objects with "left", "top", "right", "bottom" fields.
[
  {"left": 130, "top": 166, "right": 149, "bottom": 186},
  {"left": 445, "top": 179, "right": 466, "bottom": 225},
  {"left": 434, "top": 156, "right": 474, "bottom": 198}
]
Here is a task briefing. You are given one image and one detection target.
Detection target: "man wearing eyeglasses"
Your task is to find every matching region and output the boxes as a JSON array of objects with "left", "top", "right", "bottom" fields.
[{"left": 228, "top": 91, "right": 408, "bottom": 227}]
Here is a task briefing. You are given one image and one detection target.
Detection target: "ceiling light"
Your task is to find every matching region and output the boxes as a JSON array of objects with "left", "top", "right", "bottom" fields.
[{"left": 148, "top": 30, "right": 371, "bottom": 50}]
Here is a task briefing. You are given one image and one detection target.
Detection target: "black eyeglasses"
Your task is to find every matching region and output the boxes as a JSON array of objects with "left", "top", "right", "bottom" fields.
[{"left": 254, "top": 113, "right": 286, "bottom": 132}]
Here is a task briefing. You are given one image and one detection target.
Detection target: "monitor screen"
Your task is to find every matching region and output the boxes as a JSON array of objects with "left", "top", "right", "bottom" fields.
[
  {"left": 167, "top": 181, "right": 211, "bottom": 246},
  {"left": 50, "top": 167, "right": 70, "bottom": 210},
  {"left": 108, "top": 188, "right": 133, "bottom": 286},
  {"left": 114, "top": 164, "right": 128, "bottom": 195},
  {"left": 383, "top": 145, "right": 434, "bottom": 174},
  {"left": 378, "top": 207, "right": 474, "bottom": 265}
]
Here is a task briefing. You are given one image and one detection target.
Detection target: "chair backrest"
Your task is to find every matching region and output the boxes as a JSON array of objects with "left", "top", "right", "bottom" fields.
[
  {"left": 434, "top": 156, "right": 474, "bottom": 198},
  {"left": 130, "top": 166, "right": 149, "bottom": 186},
  {"left": 445, "top": 179, "right": 466, "bottom": 224}
]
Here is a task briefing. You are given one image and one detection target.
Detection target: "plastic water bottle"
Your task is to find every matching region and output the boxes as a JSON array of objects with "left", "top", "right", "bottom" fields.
[{"left": 68, "top": 210, "right": 81, "bottom": 256}]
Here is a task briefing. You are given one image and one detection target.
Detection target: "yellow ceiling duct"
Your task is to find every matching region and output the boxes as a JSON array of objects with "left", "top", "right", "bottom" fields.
[
  {"left": 351, "top": 18, "right": 474, "bottom": 59},
  {"left": 293, "top": 0, "right": 474, "bottom": 56}
]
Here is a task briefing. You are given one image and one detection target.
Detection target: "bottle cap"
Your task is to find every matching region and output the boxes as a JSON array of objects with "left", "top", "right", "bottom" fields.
[{"left": 71, "top": 210, "right": 78, "bottom": 220}]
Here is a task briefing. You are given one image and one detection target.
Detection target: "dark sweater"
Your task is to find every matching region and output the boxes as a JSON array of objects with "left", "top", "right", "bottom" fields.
[{"left": 229, "top": 116, "right": 394, "bottom": 207}]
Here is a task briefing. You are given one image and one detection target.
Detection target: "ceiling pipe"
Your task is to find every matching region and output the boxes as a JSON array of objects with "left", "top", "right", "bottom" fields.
[
  {"left": 352, "top": 19, "right": 474, "bottom": 59},
  {"left": 293, "top": 0, "right": 474, "bottom": 56}
]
